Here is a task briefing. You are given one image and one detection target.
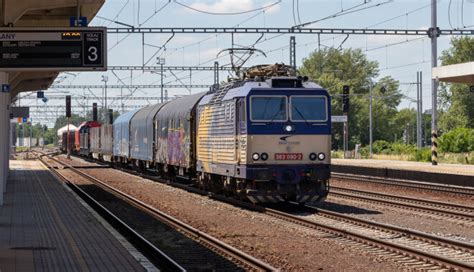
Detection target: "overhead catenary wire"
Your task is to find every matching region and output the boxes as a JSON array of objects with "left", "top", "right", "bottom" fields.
[
  {"left": 292, "top": 0, "right": 397, "bottom": 29},
  {"left": 173, "top": 0, "right": 281, "bottom": 16},
  {"left": 140, "top": 0, "right": 171, "bottom": 26}
]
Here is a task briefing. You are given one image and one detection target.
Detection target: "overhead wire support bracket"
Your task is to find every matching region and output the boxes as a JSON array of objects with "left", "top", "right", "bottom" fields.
[
  {"left": 107, "top": 65, "right": 239, "bottom": 71},
  {"left": 50, "top": 84, "right": 212, "bottom": 89},
  {"left": 106, "top": 27, "right": 474, "bottom": 36}
]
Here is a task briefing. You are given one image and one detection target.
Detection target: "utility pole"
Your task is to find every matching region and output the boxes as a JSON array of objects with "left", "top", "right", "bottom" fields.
[
  {"left": 158, "top": 58, "right": 165, "bottom": 103},
  {"left": 214, "top": 61, "right": 219, "bottom": 88},
  {"left": 416, "top": 72, "right": 421, "bottom": 148},
  {"left": 419, "top": 71, "right": 423, "bottom": 146},
  {"left": 369, "top": 82, "right": 373, "bottom": 158},
  {"left": 289, "top": 36, "right": 296, "bottom": 70},
  {"left": 416, "top": 71, "right": 423, "bottom": 148},
  {"left": 430, "top": 0, "right": 439, "bottom": 165}
]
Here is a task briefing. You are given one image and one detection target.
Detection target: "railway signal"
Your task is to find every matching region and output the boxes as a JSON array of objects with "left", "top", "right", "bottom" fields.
[{"left": 342, "top": 85, "right": 350, "bottom": 114}]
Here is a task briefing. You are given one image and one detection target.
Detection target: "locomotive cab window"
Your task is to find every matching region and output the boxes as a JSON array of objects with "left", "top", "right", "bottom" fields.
[
  {"left": 290, "top": 96, "right": 328, "bottom": 122},
  {"left": 250, "top": 96, "right": 287, "bottom": 122}
]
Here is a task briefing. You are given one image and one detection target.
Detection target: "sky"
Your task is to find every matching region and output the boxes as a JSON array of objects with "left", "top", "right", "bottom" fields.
[{"left": 22, "top": 0, "right": 474, "bottom": 126}]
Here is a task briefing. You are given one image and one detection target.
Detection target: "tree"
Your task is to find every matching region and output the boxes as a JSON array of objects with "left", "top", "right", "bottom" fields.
[
  {"left": 299, "top": 47, "right": 403, "bottom": 149},
  {"left": 439, "top": 36, "right": 474, "bottom": 131}
]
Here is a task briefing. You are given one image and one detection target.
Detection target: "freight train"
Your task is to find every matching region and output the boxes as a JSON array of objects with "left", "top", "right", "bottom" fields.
[{"left": 62, "top": 64, "right": 331, "bottom": 203}]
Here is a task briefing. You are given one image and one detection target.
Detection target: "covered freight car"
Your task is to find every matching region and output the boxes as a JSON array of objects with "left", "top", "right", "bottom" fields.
[
  {"left": 90, "top": 126, "right": 101, "bottom": 159},
  {"left": 155, "top": 93, "right": 205, "bottom": 178},
  {"left": 100, "top": 124, "right": 113, "bottom": 162},
  {"left": 129, "top": 104, "right": 165, "bottom": 168},
  {"left": 113, "top": 109, "right": 140, "bottom": 163}
]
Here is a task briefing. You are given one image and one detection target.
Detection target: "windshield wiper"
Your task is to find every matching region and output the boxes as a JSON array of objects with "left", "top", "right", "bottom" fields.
[{"left": 292, "top": 104, "right": 310, "bottom": 126}]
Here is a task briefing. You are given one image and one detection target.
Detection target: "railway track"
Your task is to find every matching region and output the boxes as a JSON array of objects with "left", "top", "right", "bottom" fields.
[
  {"left": 49, "top": 152, "right": 474, "bottom": 271},
  {"left": 35, "top": 153, "right": 185, "bottom": 272},
  {"left": 37, "top": 152, "right": 276, "bottom": 272},
  {"left": 329, "top": 186, "right": 474, "bottom": 222},
  {"left": 265, "top": 204, "right": 474, "bottom": 271},
  {"left": 331, "top": 172, "right": 474, "bottom": 196}
]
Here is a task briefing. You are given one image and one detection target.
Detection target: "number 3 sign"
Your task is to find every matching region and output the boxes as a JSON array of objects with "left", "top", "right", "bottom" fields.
[{"left": 83, "top": 31, "right": 103, "bottom": 67}]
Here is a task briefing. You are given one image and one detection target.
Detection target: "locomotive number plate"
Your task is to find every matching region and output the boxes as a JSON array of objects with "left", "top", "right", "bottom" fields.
[{"left": 274, "top": 153, "right": 303, "bottom": 160}]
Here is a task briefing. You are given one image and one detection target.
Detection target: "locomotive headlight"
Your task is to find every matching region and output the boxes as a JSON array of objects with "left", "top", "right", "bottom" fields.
[
  {"left": 284, "top": 125, "right": 294, "bottom": 132},
  {"left": 252, "top": 153, "right": 260, "bottom": 161},
  {"left": 318, "top": 152, "right": 326, "bottom": 161},
  {"left": 261, "top": 153, "right": 268, "bottom": 161},
  {"left": 309, "top": 152, "right": 317, "bottom": 161}
]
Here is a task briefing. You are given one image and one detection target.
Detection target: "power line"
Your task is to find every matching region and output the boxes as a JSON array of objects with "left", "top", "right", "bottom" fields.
[
  {"left": 173, "top": 0, "right": 281, "bottom": 16},
  {"left": 293, "top": 0, "right": 392, "bottom": 29}
]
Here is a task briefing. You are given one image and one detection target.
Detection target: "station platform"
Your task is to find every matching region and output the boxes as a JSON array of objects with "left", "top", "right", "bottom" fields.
[
  {"left": 332, "top": 159, "right": 474, "bottom": 187},
  {"left": 0, "top": 160, "right": 149, "bottom": 272}
]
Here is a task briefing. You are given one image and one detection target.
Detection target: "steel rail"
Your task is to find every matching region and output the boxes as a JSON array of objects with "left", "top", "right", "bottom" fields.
[
  {"left": 42, "top": 153, "right": 276, "bottom": 272},
  {"left": 36, "top": 154, "right": 185, "bottom": 272},
  {"left": 331, "top": 172, "right": 474, "bottom": 195},
  {"left": 329, "top": 186, "right": 474, "bottom": 221},
  {"left": 264, "top": 207, "right": 474, "bottom": 271}
]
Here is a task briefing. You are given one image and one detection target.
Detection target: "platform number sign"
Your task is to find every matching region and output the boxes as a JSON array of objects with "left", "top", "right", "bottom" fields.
[
  {"left": 83, "top": 31, "right": 103, "bottom": 67},
  {"left": 0, "top": 27, "right": 107, "bottom": 71}
]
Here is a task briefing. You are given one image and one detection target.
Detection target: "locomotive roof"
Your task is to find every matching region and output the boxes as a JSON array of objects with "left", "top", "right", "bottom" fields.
[{"left": 198, "top": 78, "right": 324, "bottom": 106}]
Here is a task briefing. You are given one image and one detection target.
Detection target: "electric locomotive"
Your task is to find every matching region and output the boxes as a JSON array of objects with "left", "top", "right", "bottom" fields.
[{"left": 195, "top": 64, "right": 331, "bottom": 203}]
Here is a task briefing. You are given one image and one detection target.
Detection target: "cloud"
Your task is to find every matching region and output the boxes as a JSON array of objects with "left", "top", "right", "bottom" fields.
[{"left": 188, "top": 0, "right": 255, "bottom": 14}]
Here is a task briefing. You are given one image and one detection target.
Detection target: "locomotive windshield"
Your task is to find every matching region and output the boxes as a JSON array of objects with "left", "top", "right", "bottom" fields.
[
  {"left": 250, "top": 96, "right": 287, "bottom": 122},
  {"left": 290, "top": 96, "right": 328, "bottom": 122}
]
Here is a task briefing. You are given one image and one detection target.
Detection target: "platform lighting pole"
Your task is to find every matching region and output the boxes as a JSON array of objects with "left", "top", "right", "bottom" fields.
[
  {"left": 430, "top": 0, "right": 439, "bottom": 165},
  {"left": 101, "top": 75, "right": 108, "bottom": 121}
]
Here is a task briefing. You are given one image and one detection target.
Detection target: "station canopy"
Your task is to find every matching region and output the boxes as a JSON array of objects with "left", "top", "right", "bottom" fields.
[
  {"left": 432, "top": 61, "right": 474, "bottom": 84},
  {"left": 0, "top": 0, "right": 105, "bottom": 99}
]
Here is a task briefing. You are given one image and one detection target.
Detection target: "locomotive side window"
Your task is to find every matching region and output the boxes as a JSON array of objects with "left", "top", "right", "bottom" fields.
[
  {"left": 250, "top": 96, "right": 287, "bottom": 122},
  {"left": 290, "top": 96, "right": 328, "bottom": 122}
]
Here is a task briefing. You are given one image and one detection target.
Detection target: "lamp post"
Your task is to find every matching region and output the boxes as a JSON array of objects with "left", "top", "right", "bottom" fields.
[{"left": 101, "top": 75, "right": 108, "bottom": 121}]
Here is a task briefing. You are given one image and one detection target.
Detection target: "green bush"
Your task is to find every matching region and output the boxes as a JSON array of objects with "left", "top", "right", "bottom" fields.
[
  {"left": 409, "top": 148, "right": 432, "bottom": 162},
  {"left": 439, "top": 127, "right": 474, "bottom": 153},
  {"left": 372, "top": 140, "right": 392, "bottom": 154},
  {"left": 390, "top": 142, "right": 416, "bottom": 155},
  {"left": 359, "top": 146, "right": 370, "bottom": 158}
]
